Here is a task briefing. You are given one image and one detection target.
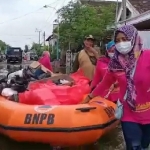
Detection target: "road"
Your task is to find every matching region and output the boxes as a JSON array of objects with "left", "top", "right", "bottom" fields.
[
  {"left": 0, "top": 60, "right": 33, "bottom": 65},
  {"left": 0, "top": 60, "right": 33, "bottom": 76}
]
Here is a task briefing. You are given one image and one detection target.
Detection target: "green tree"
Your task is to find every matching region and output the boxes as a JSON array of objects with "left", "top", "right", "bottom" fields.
[
  {"left": 24, "top": 45, "right": 29, "bottom": 53},
  {"left": 31, "top": 42, "right": 42, "bottom": 56},
  {"left": 31, "top": 42, "right": 50, "bottom": 56},
  {"left": 0, "top": 40, "right": 9, "bottom": 52},
  {"left": 55, "top": 1, "right": 115, "bottom": 50}
]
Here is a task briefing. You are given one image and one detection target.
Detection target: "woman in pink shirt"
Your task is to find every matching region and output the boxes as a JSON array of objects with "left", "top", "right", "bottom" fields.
[
  {"left": 91, "top": 41, "right": 119, "bottom": 102},
  {"left": 39, "top": 51, "right": 53, "bottom": 71},
  {"left": 84, "top": 25, "right": 150, "bottom": 150}
]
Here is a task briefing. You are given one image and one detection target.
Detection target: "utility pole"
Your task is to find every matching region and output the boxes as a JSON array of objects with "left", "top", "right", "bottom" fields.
[
  {"left": 43, "top": 5, "right": 60, "bottom": 59},
  {"left": 35, "top": 28, "right": 41, "bottom": 51},
  {"left": 115, "top": 0, "right": 119, "bottom": 29},
  {"left": 35, "top": 28, "right": 41, "bottom": 45},
  {"left": 43, "top": 31, "right": 45, "bottom": 47},
  {"left": 122, "top": 0, "right": 127, "bottom": 22}
]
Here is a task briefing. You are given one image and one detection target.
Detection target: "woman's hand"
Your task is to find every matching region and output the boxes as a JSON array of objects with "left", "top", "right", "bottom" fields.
[
  {"left": 110, "top": 84, "right": 115, "bottom": 91},
  {"left": 81, "top": 94, "right": 94, "bottom": 104},
  {"left": 109, "top": 81, "right": 118, "bottom": 92}
]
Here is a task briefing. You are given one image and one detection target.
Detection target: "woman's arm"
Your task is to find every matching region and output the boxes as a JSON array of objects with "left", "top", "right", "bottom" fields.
[
  {"left": 92, "top": 71, "right": 115, "bottom": 97},
  {"left": 82, "top": 71, "right": 115, "bottom": 103},
  {"left": 90, "top": 62, "right": 102, "bottom": 90}
]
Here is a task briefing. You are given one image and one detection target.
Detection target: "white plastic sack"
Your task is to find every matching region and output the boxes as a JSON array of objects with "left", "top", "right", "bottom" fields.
[
  {"left": 1, "top": 88, "right": 17, "bottom": 97},
  {"left": 60, "top": 79, "right": 69, "bottom": 84},
  {"left": 7, "top": 69, "right": 23, "bottom": 80}
]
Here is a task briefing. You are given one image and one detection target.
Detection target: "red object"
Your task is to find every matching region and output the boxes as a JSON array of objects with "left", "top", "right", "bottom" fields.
[
  {"left": 19, "top": 88, "right": 58, "bottom": 105},
  {"left": 38, "top": 53, "right": 53, "bottom": 71},
  {"left": 19, "top": 71, "right": 90, "bottom": 105}
]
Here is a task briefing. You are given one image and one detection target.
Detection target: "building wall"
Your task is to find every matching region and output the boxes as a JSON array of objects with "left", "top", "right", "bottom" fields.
[
  {"left": 127, "top": 0, "right": 139, "bottom": 17},
  {"left": 80, "top": 0, "right": 140, "bottom": 23},
  {"left": 49, "top": 38, "right": 57, "bottom": 46},
  {"left": 139, "top": 31, "right": 150, "bottom": 49}
]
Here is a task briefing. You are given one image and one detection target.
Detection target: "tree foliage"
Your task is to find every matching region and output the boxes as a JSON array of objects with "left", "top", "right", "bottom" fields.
[
  {"left": 0, "top": 40, "right": 9, "bottom": 52},
  {"left": 31, "top": 42, "right": 50, "bottom": 56},
  {"left": 24, "top": 45, "right": 29, "bottom": 53},
  {"left": 55, "top": 1, "right": 115, "bottom": 50}
]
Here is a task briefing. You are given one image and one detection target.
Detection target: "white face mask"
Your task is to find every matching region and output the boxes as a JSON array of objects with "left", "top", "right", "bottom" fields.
[
  {"left": 115, "top": 41, "right": 132, "bottom": 55},
  {"left": 108, "top": 53, "right": 114, "bottom": 58}
]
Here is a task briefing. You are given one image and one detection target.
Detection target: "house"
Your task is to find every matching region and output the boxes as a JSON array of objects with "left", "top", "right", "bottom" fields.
[
  {"left": 46, "top": 23, "right": 59, "bottom": 52},
  {"left": 79, "top": 0, "right": 139, "bottom": 22},
  {"left": 118, "top": 0, "right": 150, "bottom": 30},
  {"left": 79, "top": 0, "right": 121, "bottom": 20},
  {"left": 46, "top": 34, "right": 57, "bottom": 47},
  {"left": 79, "top": 0, "right": 150, "bottom": 29},
  {"left": 79, "top": 0, "right": 150, "bottom": 48}
]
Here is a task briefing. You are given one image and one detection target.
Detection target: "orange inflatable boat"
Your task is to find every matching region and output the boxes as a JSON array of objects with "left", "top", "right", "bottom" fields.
[{"left": 0, "top": 96, "right": 119, "bottom": 146}]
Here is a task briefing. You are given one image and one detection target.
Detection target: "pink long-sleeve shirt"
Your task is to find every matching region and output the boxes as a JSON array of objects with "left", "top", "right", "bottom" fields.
[
  {"left": 92, "top": 50, "right": 150, "bottom": 124},
  {"left": 91, "top": 57, "right": 109, "bottom": 88},
  {"left": 91, "top": 57, "right": 119, "bottom": 102}
]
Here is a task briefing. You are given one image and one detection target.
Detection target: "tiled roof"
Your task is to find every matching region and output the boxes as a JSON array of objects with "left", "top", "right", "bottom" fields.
[
  {"left": 80, "top": 0, "right": 121, "bottom": 6},
  {"left": 129, "top": 0, "right": 150, "bottom": 14}
]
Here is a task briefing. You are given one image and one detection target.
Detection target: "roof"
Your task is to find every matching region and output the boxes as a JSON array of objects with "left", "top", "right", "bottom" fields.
[
  {"left": 129, "top": 0, "right": 150, "bottom": 14},
  {"left": 118, "top": 10, "right": 150, "bottom": 30},
  {"left": 80, "top": 0, "right": 121, "bottom": 6},
  {"left": 46, "top": 34, "right": 53, "bottom": 41}
]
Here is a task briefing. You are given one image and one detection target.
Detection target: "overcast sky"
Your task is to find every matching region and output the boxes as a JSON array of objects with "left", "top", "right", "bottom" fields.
[
  {"left": 0, "top": 0, "right": 70, "bottom": 49},
  {"left": 0, "top": 0, "right": 119, "bottom": 49}
]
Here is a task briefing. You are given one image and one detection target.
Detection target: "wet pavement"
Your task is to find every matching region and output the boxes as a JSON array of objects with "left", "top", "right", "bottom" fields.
[{"left": 0, "top": 61, "right": 124, "bottom": 150}]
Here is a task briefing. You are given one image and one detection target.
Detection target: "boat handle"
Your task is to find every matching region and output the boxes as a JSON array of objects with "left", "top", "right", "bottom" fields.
[{"left": 76, "top": 107, "right": 96, "bottom": 112}]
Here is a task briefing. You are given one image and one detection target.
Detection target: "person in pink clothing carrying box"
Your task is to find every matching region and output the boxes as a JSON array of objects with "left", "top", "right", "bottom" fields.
[
  {"left": 83, "top": 25, "right": 150, "bottom": 150},
  {"left": 91, "top": 40, "right": 120, "bottom": 103}
]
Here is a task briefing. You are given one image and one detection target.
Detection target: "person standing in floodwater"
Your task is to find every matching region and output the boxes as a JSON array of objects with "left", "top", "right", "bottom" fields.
[
  {"left": 90, "top": 40, "right": 119, "bottom": 103},
  {"left": 83, "top": 25, "right": 150, "bottom": 150},
  {"left": 73, "top": 35, "right": 99, "bottom": 80}
]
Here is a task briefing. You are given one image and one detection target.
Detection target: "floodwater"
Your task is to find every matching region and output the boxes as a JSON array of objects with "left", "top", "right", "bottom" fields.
[
  {"left": 0, "top": 127, "right": 124, "bottom": 150},
  {"left": 0, "top": 62, "right": 125, "bottom": 150}
]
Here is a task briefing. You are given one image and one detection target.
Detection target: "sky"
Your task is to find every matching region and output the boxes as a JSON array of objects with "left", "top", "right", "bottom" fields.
[
  {"left": 0, "top": 0, "right": 119, "bottom": 49},
  {"left": 0, "top": 0, "right": 70, "bottom": 49}
]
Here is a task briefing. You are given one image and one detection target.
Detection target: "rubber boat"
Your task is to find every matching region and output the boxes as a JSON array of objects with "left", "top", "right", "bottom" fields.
[{"left": 0, "top": 96, "right": 119, "bottom": 146}]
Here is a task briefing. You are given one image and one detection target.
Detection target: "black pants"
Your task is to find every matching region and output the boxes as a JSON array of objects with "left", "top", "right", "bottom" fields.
[{"left": 121, "top": 121, "right": 150, "bottom": 150}]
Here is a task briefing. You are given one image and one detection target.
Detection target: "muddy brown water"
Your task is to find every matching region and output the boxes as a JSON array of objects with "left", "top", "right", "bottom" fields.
[{"left": 0, "top": 63, "right": 125, "bottom": 150}]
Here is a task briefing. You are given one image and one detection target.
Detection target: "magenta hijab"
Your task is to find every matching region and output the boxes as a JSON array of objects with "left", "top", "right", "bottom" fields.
[
  {"left": 39, "top": 51, "right": 52, "bottom": 71},
  {"left": 108, "top": 25, "right": 143, "bottom": 110}
]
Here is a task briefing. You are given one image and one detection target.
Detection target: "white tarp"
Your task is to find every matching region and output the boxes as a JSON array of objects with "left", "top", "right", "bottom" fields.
[{"left": 138, "top": 31, "right": 150, "bottom": 49}]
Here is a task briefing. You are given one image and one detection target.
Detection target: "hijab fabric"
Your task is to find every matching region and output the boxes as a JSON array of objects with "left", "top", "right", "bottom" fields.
[
  {"left": 108, "top": 25, "right": 143, "bottom": 110},
  {"left": 106, "top": 41, "right": 115, "bottom": 51},
  {"left": 39, "top": 51, "right": 52, "bottom": 71}
]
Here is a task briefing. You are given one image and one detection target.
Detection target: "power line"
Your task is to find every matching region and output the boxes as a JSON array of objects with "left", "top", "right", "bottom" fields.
[
  {"left": 1, "top": 0, "right": 68, "bottom": 47},
  {"left": 0, "top": 8, "right": 43, "bottom": 25},
  {"left": 41, "top": 0, "right": 67, "bottom": 31},
  {"left": 0, "top": 0, "right": 63, "bottom": 25},
  {"left": 35, "top": 28, "right": 42, "bottom": 45},
  {"left": 0, "top": 34, "right": 37, "bottom": 37},
  {"left": 40, "top": 0, "right": 62, "bottom": 30}
]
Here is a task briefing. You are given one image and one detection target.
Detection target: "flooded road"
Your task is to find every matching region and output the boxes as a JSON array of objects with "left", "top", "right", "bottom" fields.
[
  {"left": 0, "top": 128, "right": 124, "bottom": 150},
  {"left": 0, "top": 127, "right": 124, "bottom": 150},
  {"left": 0, "top": 61, "right": 124, "bottom": 150}
]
